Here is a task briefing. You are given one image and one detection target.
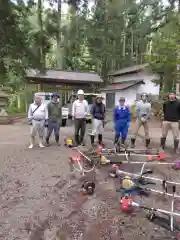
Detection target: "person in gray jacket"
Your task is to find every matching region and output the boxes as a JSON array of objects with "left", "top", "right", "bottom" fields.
[{"left": 131, "top": 93, "right": 151, "bottom": 148}]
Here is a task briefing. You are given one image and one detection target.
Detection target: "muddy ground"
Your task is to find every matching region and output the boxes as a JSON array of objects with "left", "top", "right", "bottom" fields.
[{"left": 0, "top": 122, "right": 180, "bottom": 240}]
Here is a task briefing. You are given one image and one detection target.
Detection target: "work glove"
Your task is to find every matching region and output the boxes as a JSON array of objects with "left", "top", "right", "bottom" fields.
[
  {"left": 44, "top": 119, "right": 48, "bottom": 127},
  {"left": 127, "top": 122, "right": 130, "bottom": 129}
]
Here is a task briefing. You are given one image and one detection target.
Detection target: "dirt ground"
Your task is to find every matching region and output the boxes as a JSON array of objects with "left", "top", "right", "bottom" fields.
[{"left": 0, "top": 122, "right": 180, "bottom": 240}]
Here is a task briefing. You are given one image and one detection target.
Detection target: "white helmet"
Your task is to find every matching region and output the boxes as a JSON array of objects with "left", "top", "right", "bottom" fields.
[{"left": 77, "top": 89, "right": 84, "bottom": 95}]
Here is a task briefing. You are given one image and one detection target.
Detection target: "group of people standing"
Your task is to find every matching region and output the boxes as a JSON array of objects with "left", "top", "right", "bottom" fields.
[
  {"left": 28, "top": 89, "right": 180, "bottom": 153},
  {"left": 28, "top": 92, "right": 62, "bottom": 148},
  {"left": 113, "top": 91, "right": 180, "bottom": 153}
]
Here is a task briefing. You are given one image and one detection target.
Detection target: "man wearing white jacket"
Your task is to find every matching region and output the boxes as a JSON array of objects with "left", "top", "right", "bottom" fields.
[
  {"left": 72, "top": 89, "right": 88, "bottom": 146},
  {"left": 28, "top": 94, "right": 48, "bottom": 148}
]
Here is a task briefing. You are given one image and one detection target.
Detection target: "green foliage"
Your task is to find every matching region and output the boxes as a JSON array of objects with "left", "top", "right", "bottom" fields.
[
  {"left": 146, "top": 13, "right": 180, "bottom": 92},
  {"left": 1, "top": 0, "right": 180, "bottom": 114}
]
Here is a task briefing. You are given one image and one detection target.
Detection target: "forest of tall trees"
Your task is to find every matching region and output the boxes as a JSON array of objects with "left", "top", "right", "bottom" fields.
[{"left": 1, "top": 0, "right": 180, "bottom": 111}]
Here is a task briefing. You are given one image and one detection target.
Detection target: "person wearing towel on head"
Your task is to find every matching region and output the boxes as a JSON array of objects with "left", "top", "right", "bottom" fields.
[
  {"left": 72, "top": 89, "right": 88, "bottom": 146},
  {"left": 28, "top": 94, "right": 48, "bottom": 149},
  {"left": 113, "top": 97, "right": 131, "bottom": 145},
  {"left": 131, "top": 93, "right": 151, "bottom": 148},
  {"left": 46, "top": 92, "right": 62, "bottom": 146},
  {"left": 90, "top": 94, "right": 106, "bottom": 146}
]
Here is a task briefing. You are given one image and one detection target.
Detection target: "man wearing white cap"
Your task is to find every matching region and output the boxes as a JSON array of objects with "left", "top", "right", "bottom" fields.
[
  {"left": 72, "top": 89, "right": 88, "bottom": 146},
  {"left": 28, "top": 94, "right": 48, "bottom": 148}
]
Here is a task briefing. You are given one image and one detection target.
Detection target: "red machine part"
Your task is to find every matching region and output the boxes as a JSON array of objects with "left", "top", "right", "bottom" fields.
[
  {"left": 147, "top": 152, "right": 166, "bottom": 161},
  {"left": 69, "top": 153, "right": 82, "bottom": 164},
  {"left": 97, "top": 144, "right": 102, "bottom": 153},
  {"left": 157, "top": 152, "right": 166, "bottom": 161},
  {"left": 121, "top": 195, "right": 133, "bottom": 213}
]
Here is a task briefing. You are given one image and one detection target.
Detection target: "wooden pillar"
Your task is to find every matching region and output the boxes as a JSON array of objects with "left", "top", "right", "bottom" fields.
[{"left": 176, "top": 83, "right": 180, "bottom": 95}]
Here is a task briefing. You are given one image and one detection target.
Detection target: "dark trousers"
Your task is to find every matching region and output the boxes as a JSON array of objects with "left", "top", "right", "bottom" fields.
[
  {"left": 47, "top": 119, "right": 60, "bottom": 140},
  {"left": 74, "top": 118, "right": 86, "bottom": 144}
]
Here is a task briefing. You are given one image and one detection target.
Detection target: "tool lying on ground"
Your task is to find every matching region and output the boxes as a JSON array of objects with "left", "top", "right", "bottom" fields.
[
  {"left": 69, "top": 149, "right": 95, "bottom": 175},
  {"left": 64, "top": 136, "right": 73, "bottom": 147},
  {"left": 82, "top": 181, "right": 95, "bottom": 195},
  {"left": 109, "top": 161, "right": 180, "bottom": 179},
  {"left": 116, "top": 151, "right": 166, "bottom": 162},
  {"left": 116, "top": 169, "right": 155, "bottom": 197},
  {"left": 89, "top": 142, "right": 166, "bottom": 164},
  {"left": 121, "top": 194, "right": 133, "bottom": 212},
  {"left": 120, "top": 185, "right": 179, "bottom": 233},
  {"left": 109, "top": 163, "right": 180, "bottom": 186}
]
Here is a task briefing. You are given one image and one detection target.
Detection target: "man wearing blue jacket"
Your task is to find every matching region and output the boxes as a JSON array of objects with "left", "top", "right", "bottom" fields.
[{"left": 113, "top": 97, "right": 131, "bottom": 145}]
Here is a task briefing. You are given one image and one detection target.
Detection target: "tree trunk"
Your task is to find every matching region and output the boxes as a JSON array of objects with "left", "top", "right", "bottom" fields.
[
  {"left": 0, "top": 60, "right": 6, "bottom": 85},
  {"left": 56, "top": 0, "right": 64, "bottom": 69},
  {"left": 37, "top": 0, "right": 45, "bottom": 72}
]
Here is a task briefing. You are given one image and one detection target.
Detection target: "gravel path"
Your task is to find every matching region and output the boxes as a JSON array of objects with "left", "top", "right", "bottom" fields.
[{"left": 0, "top": 123, "right": 180, "bottom": 240}]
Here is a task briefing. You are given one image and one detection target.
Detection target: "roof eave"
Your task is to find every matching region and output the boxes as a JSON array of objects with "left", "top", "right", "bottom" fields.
[
  {"left": 108, "top": 69, "right": 141, "bottom": 77},
  {"left": 101, "top": 80, "right": 144, "bottom": 91},
  {"left": 108, "top": 64, "right": 149, "bottom": 77},
  {"left": 26, "top": 77, "right": 103, "bottom": 84}
]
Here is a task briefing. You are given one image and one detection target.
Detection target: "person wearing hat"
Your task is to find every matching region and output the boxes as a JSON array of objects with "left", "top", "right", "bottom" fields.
[
  {"left": 113, "top": 97, "right": 131, "bottom": 145},
  {"left": 46, "top": 92, "right": 62, "bottom": 146},
  {"left": 160, "top": 91, "right": 180, "bottom": 153},
  {"left": 28, "top": 93, "right": 48, "bottom": 148},
  {"left": 131, "top": 93, "right": 151, "bottom": 148},
  {"left": 90, "top": 94, "right": 106, "bottom": 145},
  {"left": 72, "top": 89, "right": 88, "bottom": 146}
]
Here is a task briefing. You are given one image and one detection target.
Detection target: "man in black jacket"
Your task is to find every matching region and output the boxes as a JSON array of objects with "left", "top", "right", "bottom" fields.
[
  {"left": 160, "top": 91, "right": 180, "bottom": 153},
  {"left": 90, "top": 94, "right": 105, "bottom": 145}
]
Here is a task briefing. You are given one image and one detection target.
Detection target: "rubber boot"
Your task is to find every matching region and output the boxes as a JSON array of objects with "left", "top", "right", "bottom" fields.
[
  {"left": 174, "top": 139, "right": 179, "bottom": 154},
  {"left": 75, "top": 134, "right": 79, "bottom": 146},
  {"left": 131, "top": 138, "right": 136, "bottom": 148},
  {"left": 114, "top": 136, "right": 120, "bottom": 152},
  {"left": 79, "top": 137, "right": 85, "bottom": 146},
  {"left": 160, "top": 137, "right": 166, "bottom": 151},
  {"left": 55, "top": 136, "right": 60, "bottom": 146},
  {"left": 98, "top": 134, "right": 102, "bottom": 145},
  {"left": 121, "top": 138, "right": 126, "bottom": 149},
  {"left": 46, "top": 136, "right": 50, "bottom": 146},
  {"left": 145, "top": 138, "right": 150, "bottom": 148},
  {"left": 90, "top": 135, "right": 95, "bottom": 145},
  {"left": 114, "top": 136, "right": 119, "bottom": 145}
]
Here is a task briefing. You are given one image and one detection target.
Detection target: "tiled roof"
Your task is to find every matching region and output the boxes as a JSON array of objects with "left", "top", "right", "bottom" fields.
[
  {"left": 101, "top": 80, "right": 144, "bottom": 91},
  {"left": 108, "top": 64, "right": 149, "bottom": 76},
  {"left": 26, "top": 69, "right": 103, "bottom": 83}
]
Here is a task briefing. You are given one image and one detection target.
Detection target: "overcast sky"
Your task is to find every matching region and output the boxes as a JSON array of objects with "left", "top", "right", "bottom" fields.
[
  {"left": 13, "top": 0, "right": 170, "bottom": 13},
  {"left": 43, "top": 0, "right": 169, "bottom": 14}
]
